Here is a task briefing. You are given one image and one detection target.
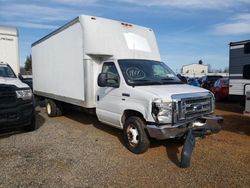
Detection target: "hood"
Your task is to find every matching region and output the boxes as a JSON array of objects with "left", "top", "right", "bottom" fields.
[
  {"left": 134, "top": 84, "right": 210, "bottom": 100},
  {"left": 0, "top": 77, "right": 29, "bottom": 89}
]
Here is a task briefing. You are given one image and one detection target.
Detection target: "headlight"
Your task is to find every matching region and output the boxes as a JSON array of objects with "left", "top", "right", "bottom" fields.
[
  {"left": 16, "top": 89, "right": 33, "bottom": 100},
  {"left": 152, "top": 99, "right": 173, "bottom": 124}
]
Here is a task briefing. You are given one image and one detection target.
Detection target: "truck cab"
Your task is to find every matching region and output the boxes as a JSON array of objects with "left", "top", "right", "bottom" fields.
[
  {"left": 0, "top": 63, "right": 36, "bottom": 132},
  {"left": 96, "top": 59, "right": 222, "bottom": 154}
]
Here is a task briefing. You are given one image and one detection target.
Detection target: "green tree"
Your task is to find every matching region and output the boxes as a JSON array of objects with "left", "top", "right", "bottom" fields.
[
  {"left": 198, "top": 59, "right": 203, "bottom": 65},
  {"left": 24, "top": 54, "right": 32, "bottom": 73}
]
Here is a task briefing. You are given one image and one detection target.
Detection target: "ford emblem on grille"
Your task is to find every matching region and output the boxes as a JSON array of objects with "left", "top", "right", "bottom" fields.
[{"left": 192, "top": 104, "right": 203, "bottom": 111}]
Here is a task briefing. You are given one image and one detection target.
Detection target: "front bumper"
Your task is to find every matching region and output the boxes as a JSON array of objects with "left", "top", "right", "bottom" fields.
[
  {"left": 146, "top": 115, "right": 223, "bottom": 140},
  {"left": 0, "top": 101, "right": 34, "bottom": 130}
]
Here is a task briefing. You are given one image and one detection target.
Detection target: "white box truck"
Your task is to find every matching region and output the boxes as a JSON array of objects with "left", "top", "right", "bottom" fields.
[
  {"left": 32, "top": 15, "right": 222, "bottom": 163},
  {"left": 0, "top": 26, "right": 20, "bottom": 75}
]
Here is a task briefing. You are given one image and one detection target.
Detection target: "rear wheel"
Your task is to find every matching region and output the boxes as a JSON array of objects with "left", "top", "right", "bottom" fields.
[
  {"left": 123, "top": 116, "right": 150, "bottom": 154},
  {"left": 45, "top": 99, "right": 62, "bottom": 117}
]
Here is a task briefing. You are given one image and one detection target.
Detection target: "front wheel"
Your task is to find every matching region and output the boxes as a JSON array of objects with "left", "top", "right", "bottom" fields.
[{"left": 123, "top": 116, "right": 150, "bottom": 154}]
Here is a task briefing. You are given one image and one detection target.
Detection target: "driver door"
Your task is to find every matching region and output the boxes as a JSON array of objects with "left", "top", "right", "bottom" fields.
[{"left": 96, "top": 62, "right": 123, "bottom": 128}]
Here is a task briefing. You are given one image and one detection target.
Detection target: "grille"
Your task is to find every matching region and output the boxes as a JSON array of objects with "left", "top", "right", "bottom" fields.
[
  {"left": 0, "top": 86, "right": 16, "bottom": 107},
  {"left": 177, "top": 96, "right": 212, "bottom": 122}
]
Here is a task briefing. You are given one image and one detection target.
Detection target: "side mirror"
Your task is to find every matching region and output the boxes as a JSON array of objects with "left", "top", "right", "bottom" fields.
[
  {"left": 18, "top": 73, "right": 24, "bottom": 80},
  {"left": 98, "top": 73, "right": 119, "bottom": 88},
  {"left": 98, "top": 73, "right": 108, "bottom": 87}
]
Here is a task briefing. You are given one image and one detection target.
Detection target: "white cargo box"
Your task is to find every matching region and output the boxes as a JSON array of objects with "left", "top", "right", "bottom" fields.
[
  {"left": 0, "top": 26, "right": 20, "bottom": 75},
  {"left": 32, "top": 15, "right": 161, "bottom": 108}
]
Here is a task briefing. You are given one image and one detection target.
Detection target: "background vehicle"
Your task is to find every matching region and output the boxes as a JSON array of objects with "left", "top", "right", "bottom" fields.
[
  {"left": 0, "top": 26, "right": 33, "bottom": 89},
  {"left": 0, "top": 26, "right": 20, "bottom": 75},
  {"left": 0, "top": 62, "right": 36, "bottom": 132},
  {"left": 187, "top": 78, "right": 201, "bottom": 87},
  {"left": 200, "top": 75, "right": 223, "bottom": 90},
  {"left": 229, "top": 40, "right": 250, "bottom": 104},
  {"left": 211, "top": 78, "right": 229, "bottom": 101},
  {"left": 32, "top": 15, "right": 221, "bottom": 159}
]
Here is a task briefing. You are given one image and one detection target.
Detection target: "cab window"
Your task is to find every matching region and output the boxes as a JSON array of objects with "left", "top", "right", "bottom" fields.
[{"left": 102, "top": 62, "right": 119, "bottom": 85}]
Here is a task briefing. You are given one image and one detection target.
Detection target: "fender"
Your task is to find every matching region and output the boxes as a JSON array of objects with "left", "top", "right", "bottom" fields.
[{"left": 119, "top": 98, "right": 153, "bottom": 128}]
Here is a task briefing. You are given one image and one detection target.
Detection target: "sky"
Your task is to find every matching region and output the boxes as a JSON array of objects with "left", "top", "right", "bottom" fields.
[{"left": 0, "top": 0, "right": 250, "bottom": 72}]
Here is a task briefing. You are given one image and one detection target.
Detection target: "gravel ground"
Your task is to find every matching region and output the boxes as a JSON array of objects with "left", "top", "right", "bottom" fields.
[{"left": 0, "top": 102, "right": 250, "bottom": 187}]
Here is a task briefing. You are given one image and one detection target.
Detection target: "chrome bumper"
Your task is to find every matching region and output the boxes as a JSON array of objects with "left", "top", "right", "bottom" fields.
[{"left": 146, "top": 115, "right": 223, "bottom": 140}]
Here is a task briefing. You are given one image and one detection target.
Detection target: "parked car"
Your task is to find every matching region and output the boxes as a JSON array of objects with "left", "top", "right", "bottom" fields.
[
  {"left": 211, "top": 78, "right": 229, "bottom": 101},
  {"left": 0, "top": 63, "right": 36, "bottom": 132},
  {"left": 201, "top": 75, "right": 223, "bottom": 90},
  {"left": 187, "top": 78, "right": 201, "bottom": 87}
]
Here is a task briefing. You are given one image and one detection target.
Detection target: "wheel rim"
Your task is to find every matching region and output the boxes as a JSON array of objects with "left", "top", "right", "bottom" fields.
[
  {"left": 126, "top": 124, "right": 139, "bottom": 147},
  {"left": 47, "top": 103, "right": 51, "bottom": 115}
]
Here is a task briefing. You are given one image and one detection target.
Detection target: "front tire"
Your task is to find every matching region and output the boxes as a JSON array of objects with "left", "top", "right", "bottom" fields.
[{"left": 123, "top": 116, "right": 150, "bottom": 154}]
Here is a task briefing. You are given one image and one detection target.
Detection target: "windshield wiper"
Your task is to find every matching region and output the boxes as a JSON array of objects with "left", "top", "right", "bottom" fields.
[
  {"left": 161, "top": 77, "right": 175, "bottom": 81},
  {"left": 130, "top": 79, "right": 163, "bottom": 85},
  {"left": 133, "top": 79, "right": 152, "bottom": 82}
]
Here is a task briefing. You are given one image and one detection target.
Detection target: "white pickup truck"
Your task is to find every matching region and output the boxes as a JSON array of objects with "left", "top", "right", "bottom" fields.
[{"left": 32, "top": 15, "right": 222, "bottom": 157}]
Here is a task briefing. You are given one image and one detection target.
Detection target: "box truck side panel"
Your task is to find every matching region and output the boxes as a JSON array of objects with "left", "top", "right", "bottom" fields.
[
  {"left": 32, "top": 22, "right": 85, "bottom": 104},
  {"left": 0, "top": 27, "right": 20, "bottom": 75}
]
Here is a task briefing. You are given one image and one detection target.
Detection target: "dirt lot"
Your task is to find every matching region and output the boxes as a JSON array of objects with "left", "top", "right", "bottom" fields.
[{"left": 0, "top": 102, "right": 250, "bottom": 187}]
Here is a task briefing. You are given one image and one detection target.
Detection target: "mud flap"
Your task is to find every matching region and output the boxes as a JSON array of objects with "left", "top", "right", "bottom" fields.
[{"left": 180, "top": 129, "right": 196, "bottom": 168}]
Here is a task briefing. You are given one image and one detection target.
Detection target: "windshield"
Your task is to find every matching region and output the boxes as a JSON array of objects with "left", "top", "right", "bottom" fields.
[
  {"left": 0, "top": 64, "right": 16, "bottom": 78},
  {"left": 118, "top": 59, "right": 182, "bottom": 86}
]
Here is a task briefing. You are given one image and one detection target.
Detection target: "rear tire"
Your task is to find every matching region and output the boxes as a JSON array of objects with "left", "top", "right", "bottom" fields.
[
  {"left": 123, "top": 116, "right": 150, "bottom": 154},
  {"left": 45, "top": 99, "right": 62, "bottom": 117}
]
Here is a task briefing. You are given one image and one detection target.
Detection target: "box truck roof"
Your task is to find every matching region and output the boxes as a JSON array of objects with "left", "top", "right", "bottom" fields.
[
  {"left": 0, "top": 26, "right": 18, "bottom": 37},
  {"left": 32, "top": 15, "right": 161, "bottom": 61}
]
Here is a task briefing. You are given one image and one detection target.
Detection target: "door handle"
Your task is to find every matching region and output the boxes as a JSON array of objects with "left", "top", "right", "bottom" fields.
[
  {"left": 122, "top": 93, "right": 130, "bottom": 97},
  {"left": 97, "top": 95, "right": 100, "bottom": 101}
]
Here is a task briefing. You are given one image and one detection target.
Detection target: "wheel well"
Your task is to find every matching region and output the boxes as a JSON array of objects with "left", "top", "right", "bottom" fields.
[{"left": 122, "top": 110, "right": 145, "bottom": 125}]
